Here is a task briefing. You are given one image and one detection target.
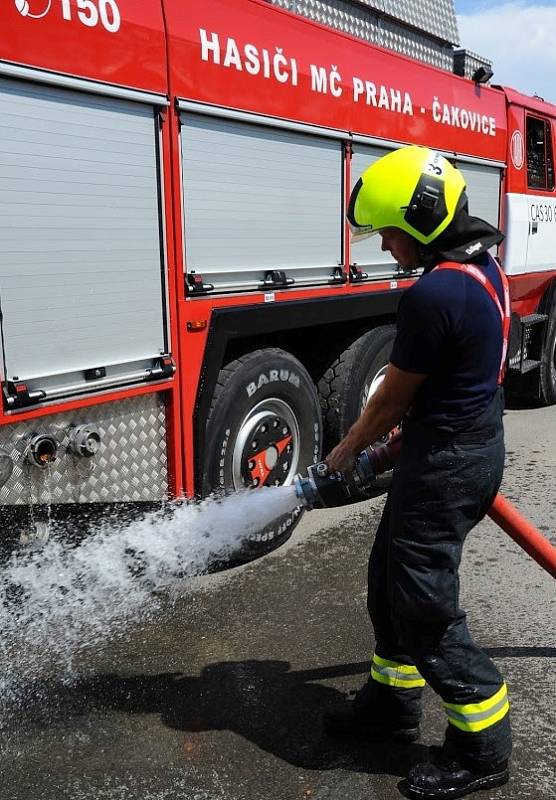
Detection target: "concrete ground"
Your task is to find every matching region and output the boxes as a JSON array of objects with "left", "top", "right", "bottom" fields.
[{"left": 1, "top": 401, "right": 555, "bottom": 800}]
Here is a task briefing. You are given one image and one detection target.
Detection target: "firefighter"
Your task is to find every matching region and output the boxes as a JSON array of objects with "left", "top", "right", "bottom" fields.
[{"left": 325, "top": 145, "right": 512, "bottom": 799}]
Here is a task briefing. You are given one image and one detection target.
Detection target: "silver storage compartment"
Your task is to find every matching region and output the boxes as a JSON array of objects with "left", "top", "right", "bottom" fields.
[
  {"left": 455, "top": 161, "right": 501, "bottom": 230},
  {"left": 0, "top": 77, "right": 168, "bottom": 403},
  {"left": 181, "top": 113, "right": 343, "bottom": 291}
]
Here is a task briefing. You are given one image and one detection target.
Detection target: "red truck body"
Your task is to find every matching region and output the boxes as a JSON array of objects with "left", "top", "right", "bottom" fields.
[{"left": 1, "top": 0, "right": 555, "bottom": 555}]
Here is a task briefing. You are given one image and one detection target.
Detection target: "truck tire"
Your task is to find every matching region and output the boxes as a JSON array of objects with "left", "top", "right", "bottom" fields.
[
  {"left": 203, "top": 348, "right": 322, "bottom": 562},
  {"left": 318, "top": 324, "right": 397, "bottom": 495},
  {"left": 540, "top": 306, "right": 556, "bottom": 405}
]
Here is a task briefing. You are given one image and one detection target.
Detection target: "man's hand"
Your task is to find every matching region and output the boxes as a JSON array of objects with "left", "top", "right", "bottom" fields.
[{"left": 325, "top": 438, "right": 358, "bottom": 473}]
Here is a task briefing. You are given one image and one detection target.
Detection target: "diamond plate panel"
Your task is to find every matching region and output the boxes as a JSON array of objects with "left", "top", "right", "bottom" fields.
[
  {"left": 271, "top": 0, "right": 381, "bottom": 44},
  {"left": 269, "top": 0, "right": 456, "bottom": 69},
  {"left": 0, "top": 393, "right": 168, "bottom": 505},
  {"left": 454, "top": 49, "right": 493, "bottom": 81},
  {"left": 381, "top": 1, "right": 459, "bottom": 43},
  {"left": 379, "top": 18, "right": 454, "bottom": 71}
]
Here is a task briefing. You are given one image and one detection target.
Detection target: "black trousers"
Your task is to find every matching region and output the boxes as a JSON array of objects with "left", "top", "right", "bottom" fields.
[{"left": 366, "top": 389, "right": 512, "bottom": 766}]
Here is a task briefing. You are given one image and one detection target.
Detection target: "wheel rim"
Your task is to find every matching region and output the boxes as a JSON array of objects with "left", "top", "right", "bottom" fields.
[
  {"left": 232, "top": 398, "right": 301, "bottom": 491},
  {"left": 360, "top": 364, "right": 389, "bottom": 416},
  {"left": 360, "top": 363, "right": 398, "bottom": 461}
]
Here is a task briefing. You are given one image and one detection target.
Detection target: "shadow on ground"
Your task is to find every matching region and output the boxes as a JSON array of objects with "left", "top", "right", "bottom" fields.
[
  {"left": 4, "top": 658, "right": 431, "bottom": 777},
  {"left": 6, "top": 646, "right": 553, "bottom": 780}
]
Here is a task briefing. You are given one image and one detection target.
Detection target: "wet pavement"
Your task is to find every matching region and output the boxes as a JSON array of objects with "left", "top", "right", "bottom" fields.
[{"left": 1, "top": 401, "right": 555, "bottom": 800}]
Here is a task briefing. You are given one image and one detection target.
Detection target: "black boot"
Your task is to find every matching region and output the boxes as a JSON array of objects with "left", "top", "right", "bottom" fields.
[
  {"left": 324, "top": 684, "right": 420, "bottom": 741},
  {"left": 405, "top": 750, "right": 509, "bottom": 799}
]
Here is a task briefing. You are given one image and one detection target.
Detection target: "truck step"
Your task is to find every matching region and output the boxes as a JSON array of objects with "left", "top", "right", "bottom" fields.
[
  {"left": 507, "top": 314, "right": 548, "bottom": 375},
  {"left": 521, "top": 313, "right": 548, "bottom": 326}
]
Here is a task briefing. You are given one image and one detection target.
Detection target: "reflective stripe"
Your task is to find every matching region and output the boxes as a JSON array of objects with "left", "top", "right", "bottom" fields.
[
  {"left": 433, "top": 259, "right": 511, "bottom": 385},
  {"left": 370, "top": 653, "right": 426, "bottom": 689},
  {"left": 443, "top": 683, "right": 510, "bottom": 733}
]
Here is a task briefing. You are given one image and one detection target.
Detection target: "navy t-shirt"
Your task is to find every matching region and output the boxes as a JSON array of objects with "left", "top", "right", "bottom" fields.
[{"left": 390, "top": 253, "right": 504, "bottom": 430}]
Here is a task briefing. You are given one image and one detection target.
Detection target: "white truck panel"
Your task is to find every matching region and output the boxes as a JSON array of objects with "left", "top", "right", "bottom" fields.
[
  {"left": 504, "top": 192, "right": 556, "bottom": 275},
  {"left": 503, "top": 193, "right": 556, "bottom": 276},
  {"left": 503, "top": 194, "right": 530, "bottom": 276}
]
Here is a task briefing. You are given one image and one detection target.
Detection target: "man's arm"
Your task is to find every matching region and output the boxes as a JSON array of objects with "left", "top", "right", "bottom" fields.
[{"left": 325, "top": 363, "right": 427, "bottom": 471}]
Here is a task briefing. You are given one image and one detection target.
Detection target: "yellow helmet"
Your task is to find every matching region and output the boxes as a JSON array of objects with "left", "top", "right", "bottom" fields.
[{"left": 347, "top": 145, "right": 467, "bottom": 245}]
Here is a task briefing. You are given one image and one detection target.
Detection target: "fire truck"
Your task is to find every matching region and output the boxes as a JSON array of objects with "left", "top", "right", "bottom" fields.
[{"left": 1, "top": 0, "right": 556, "bottom": 560}]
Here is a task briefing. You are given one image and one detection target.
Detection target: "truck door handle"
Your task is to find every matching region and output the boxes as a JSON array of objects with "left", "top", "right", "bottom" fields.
[{"left": 530, "top": 220, "right": 539, "bottom": 235}]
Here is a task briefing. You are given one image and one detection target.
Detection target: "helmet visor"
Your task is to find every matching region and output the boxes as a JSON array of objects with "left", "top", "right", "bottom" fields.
[{"left": 348, "top": 221, "right": 379, "bottom": 244}]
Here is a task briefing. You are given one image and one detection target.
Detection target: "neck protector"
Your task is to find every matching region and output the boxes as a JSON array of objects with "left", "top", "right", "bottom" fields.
[{"left": 420, "top": 194, "right": 504, "bottom": 270}]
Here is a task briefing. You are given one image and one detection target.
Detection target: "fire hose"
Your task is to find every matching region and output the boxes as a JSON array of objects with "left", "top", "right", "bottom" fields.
[{"left": 294, "top": 433, "right": 556, "bottom": 579}]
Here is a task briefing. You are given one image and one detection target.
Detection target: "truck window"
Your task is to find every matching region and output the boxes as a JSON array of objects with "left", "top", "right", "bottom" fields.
[{"left": 526, "top": 115, "right": 555, "bottom": 191}]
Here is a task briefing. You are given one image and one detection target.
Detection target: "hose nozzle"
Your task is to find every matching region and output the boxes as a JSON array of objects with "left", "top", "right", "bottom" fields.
[
  {"left": 294, "top": 462, "right": 350, "bottom": 510},
  {"left": 294, "top": 433, "right": 403, "bottom": 510}
]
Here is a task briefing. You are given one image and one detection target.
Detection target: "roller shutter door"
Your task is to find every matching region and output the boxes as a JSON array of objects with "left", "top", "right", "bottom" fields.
[
  {"left": 351, "top": 145, "right": 502, "bottom": 276},
  {"left": 0, "top": 78, "right": 167, "bottom": 401},
  {"left": 351, "top": 144, "right": 398, "bottom": 278},
  {"left": 180, "top": 114, "right": 343, "bottom": 291},
  {"left": 456, "top": 161, "right": 501, "bottom": 230}
]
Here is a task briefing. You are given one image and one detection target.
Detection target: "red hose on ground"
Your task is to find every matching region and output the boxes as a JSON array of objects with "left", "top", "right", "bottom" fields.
[{"left": 487, "top": 493, "right": 556, "bottom": 580}]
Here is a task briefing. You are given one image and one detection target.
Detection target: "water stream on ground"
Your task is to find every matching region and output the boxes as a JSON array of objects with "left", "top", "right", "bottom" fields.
[{"left": 0, "top": 485, "right": 300, "bottom": 711}]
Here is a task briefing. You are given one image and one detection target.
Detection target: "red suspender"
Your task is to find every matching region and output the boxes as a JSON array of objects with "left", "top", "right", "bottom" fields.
[{"left": 433, "top": 260, "right": 511, "bottom": 385}]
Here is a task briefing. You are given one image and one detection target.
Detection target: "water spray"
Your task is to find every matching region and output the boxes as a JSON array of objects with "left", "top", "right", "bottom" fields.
[
  {"left": 294, "top": 434, "right": 556, "bottom": 579},
  {"left": 0, "top": 486, "right": 301, "bottom": 695}
]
